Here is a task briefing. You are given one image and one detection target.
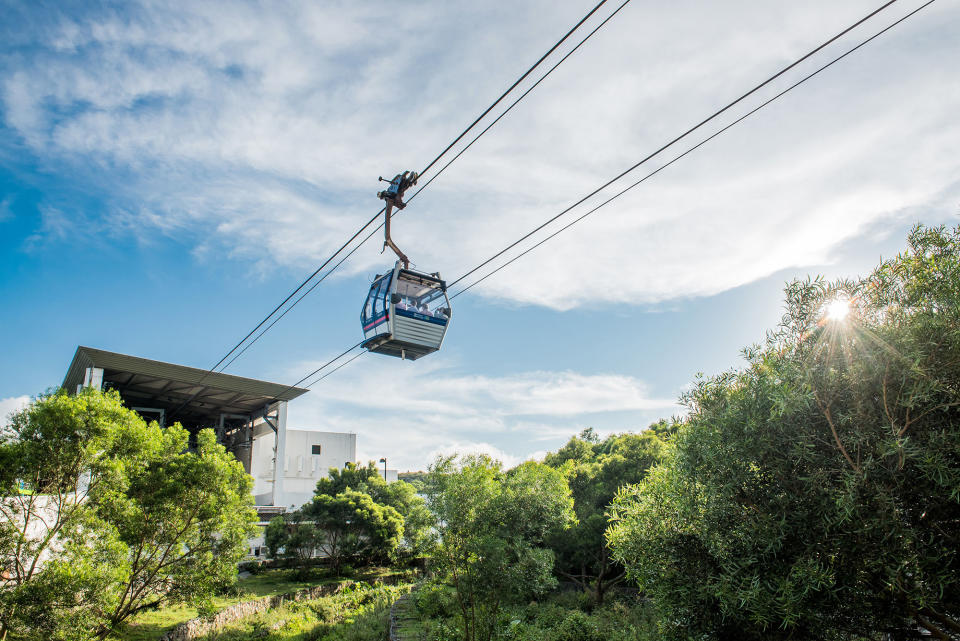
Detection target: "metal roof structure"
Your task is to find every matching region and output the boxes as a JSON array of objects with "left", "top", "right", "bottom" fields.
[{"left": 62, "top": 346, "right": 308, "bottom": 429}]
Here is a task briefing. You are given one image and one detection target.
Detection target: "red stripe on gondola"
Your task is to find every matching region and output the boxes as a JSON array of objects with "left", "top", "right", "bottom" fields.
[{"left": 363, "top": 314, "right": 389, "bottom": 331}]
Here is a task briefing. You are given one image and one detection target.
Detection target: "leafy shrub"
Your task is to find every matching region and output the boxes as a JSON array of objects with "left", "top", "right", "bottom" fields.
[
  {"left": 529, "top": 603, "right": 569, "bottom": 630},
  {"left": 420, "top": 617, "right": 462, "bottom": 641},
  {"left": 552, "top": 611, "right": 601, "bottom": 641},
  {"left": 501, "top": 619, "right": 549, "bottom": 641},
  {"left": 416, "top": 581, "right": 458, "bottom": 619},
  {"left": 548, "top": 589, "right": 595, "bottom": 613}
]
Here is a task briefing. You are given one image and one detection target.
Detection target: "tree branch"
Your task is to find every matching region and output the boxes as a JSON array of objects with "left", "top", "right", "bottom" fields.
[{"left": 813, "top": 392, "right": 861, "bottom": 474}]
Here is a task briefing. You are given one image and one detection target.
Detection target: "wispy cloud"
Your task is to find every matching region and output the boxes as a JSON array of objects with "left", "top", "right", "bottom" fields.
[
  {"left": 22, "top": 205, "right": 75, "bottom": 251},
  {"left": 2, "top": 1, "right": 957, "bottom": 305},
  {"left": 284, "top": 355, "right": 679, "bottom": 470}
]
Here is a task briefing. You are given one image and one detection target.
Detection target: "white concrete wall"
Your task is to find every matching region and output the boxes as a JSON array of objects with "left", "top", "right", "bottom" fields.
[{"left": 249, "top": 429, "right": 356, "bottom": 510}]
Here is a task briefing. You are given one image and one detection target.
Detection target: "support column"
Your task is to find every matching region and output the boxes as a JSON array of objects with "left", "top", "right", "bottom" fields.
[
  {"left": 79, "top": 367, "right": 103, "bottom": 393},
  {"left": 272, "top": 401, "right": 288, "bottom": 507}
]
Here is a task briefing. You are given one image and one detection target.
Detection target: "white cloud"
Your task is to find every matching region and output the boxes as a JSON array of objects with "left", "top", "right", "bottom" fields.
[
  {"left": 2, "top": 0, "right": 957, "bottom": 306},
  {"left": 0, "top": 396, "right": 30, "bottom": 428},
  {"left": 286, "top": 356, "right": 679, "bottom": 470}
]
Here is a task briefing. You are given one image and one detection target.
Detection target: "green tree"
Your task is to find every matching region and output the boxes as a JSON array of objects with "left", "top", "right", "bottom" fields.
[
  {"left": 316, "top": 461, "right": 434, "bottom": 559},
  {"left": 607, "top": 225, "right": 960, "bottom": 640},
  {"left": 264, "top": 515, "right": 287, "bottom": 560},
  {"left": 544, "top": 427, "right": 671, "bottom": 603},
  {"left": 302, "top": 489, "right": 403, "bottom": 575},
  {"left": 426, "top": 455, "right": 575, "bottom": 641},
  {"left": 0, "top": 388, "right": 257, "bottom": 641}
]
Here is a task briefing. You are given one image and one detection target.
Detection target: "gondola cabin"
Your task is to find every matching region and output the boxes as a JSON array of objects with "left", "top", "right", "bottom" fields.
[{"left": 361, "top": 262, "right": 451, "bottom": 360}]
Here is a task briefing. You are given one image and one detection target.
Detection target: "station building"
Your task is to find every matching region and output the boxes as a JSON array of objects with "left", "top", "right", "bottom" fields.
[{"left": 62, "top": 346, "right": 357, "bottom": 522}]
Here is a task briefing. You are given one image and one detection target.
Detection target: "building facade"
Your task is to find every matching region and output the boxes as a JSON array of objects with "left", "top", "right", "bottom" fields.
[{"left": 250, "top": 428, "right": 357, "bottom": 509}]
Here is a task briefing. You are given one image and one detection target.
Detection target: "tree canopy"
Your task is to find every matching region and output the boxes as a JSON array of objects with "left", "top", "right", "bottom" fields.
[
  {"left": 426, "top": 455, "right": 576, "bottom": 641},
  {"left": 303, "top": 489, "right": 404, "bottom": 575},
  {"left": 265, "top": 461, "right": 431, "bottom": 574},
  {"left": 607, "top": 224, "right": 960, "bottom": 641},
  {"left": 316, "top": 462, "right": 433, "bottom": 559},
  {"left": 0, "top": 388, "right": 257, "bottom": 641},
  {"left": 544, "top": 426, "right": 674, "bottom": 603}
]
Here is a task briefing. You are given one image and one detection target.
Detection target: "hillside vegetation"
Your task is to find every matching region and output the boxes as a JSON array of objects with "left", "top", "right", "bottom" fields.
[{"left": 2, "top": 225, "right": 957, "bottom": 641}]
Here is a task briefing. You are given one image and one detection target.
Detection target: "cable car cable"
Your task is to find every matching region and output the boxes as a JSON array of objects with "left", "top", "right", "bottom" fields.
[
  {"left": 290, "top": 340, "right": 366, "bottom": 389},
  {"left": 214, "top": 217, "right": 384, "bottom": 373},
  {"left": 219, "top": 200, "right": 393, "bottom": 372},
  {"left": 452, "top": 0, "right": 935, "bottom": 299},
  {"left": 280, "top": 0, "right": 935, "bottom": 386},
  {"left": 400, "top": 0, "right": 634, "bottom": 206},
  {"left": 420, "top": 0, "right": 612, "bottom": 179},
  {"left": 231, "top": 0, "right": 636, "bottom": 366},
  {"left": 340, "top": 0, "right": 633, "bottom": 277},
  {"left": 291, "top": 0, "right": 930, "bottom": 390},
  {"left": 208, "top": 207, "right": 384, "bottom": 375},
  {"left": 208, "top": 0, "right": 619, "bottom": 374},
  {"left": 305, "top": 351, "right": 368, "bottom": 388},
  {"left": 446, "top": 0, "right": 901, "bottom": 291}
]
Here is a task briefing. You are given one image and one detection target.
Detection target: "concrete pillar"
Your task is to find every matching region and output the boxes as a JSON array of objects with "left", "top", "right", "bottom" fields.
[
  {"left": 80, "top": 367, "right": 103, "bottom": 393},
  {"left": 272, "top": 401, "right": 288, "bottom": 507}
]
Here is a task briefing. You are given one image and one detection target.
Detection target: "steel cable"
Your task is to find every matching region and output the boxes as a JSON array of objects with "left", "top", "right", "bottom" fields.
[
  {"left": 298, "top": 0, "right": 932, "bottom": 389},
  {"left": 210, "top": 0, "right": 619, "bottom": 374}
]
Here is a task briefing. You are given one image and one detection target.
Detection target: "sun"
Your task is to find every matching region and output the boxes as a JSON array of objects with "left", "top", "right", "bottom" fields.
[{"left": 825, "top": 297, "right": 851, "bottom": 322}]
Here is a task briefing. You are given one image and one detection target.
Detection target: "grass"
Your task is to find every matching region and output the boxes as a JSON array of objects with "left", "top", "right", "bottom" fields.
[
  {"left": 196, "top": 581, "right": 411, "bottom": 641},
  {"left": 116, "top": 568, "right": 407, "bottom": 641}
]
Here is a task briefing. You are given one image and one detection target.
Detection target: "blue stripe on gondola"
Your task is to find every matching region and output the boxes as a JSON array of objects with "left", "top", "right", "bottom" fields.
[
  {"left": 363, "top": 312, "right": 389, "bottom": 331},
  {"left": 395, "top": 308, "right": 448, "bottom": 326}
]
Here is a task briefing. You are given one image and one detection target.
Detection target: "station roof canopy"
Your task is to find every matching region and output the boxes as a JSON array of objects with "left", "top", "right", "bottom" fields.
[{"left": 63, "top": 346, "right": 309, "bottom": 428}]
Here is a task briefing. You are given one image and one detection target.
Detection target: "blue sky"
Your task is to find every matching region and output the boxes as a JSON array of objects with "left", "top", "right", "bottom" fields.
[{"left": 1, "top": 0, "right": 958, "bottom": 469}]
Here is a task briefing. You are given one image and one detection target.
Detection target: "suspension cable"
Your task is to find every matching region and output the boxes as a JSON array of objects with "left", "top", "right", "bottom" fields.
[
  {"left": 210, "top": 0, "right": 620, "bottom": 374},
  {"left": 453, "top": 0, "right": 935, "bottom": 299},
  {"left": 446, "top": 0, "right": 901, "bottom": 290},
  {"left": 296, "top": 0, "right": 931, "bottom": 389}
]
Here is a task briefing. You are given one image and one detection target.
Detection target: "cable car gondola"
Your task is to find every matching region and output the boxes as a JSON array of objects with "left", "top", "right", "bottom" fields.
[
  {"left": 361, "top": 261, "right": 451, "bottom": 360},
  {"left": 360, "top": 170, "right": 451, "bottom": 360}
]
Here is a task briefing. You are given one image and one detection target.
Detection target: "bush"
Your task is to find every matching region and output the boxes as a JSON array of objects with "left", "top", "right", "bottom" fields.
[
  {"left": 420, "top": 617, "right": 464, "bottom": 641},
  {"left": 552, "top": 611, "right": 601, "bottom": 641},
  {"left": 416, "top": 581, "right": 458, "bottom": 619},
  {"left": 501, "top": 619, "right": 549, "bottom": 641},
  {"left": 529, "top": 603, "right": 569, "bottom": 630},
  {"left": 548, "top": 589, "right": 594, "bottom": 613}
]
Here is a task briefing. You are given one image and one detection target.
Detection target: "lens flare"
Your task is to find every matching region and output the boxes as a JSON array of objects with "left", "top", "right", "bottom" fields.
[{"left": 825, "top": 297, "right": 851, "bottom": 322}]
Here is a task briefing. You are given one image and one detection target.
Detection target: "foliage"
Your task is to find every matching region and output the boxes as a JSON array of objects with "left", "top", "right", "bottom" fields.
[
  {"left": 426, "top": 455, "right": 576, "bottom": 641},
  {"left": 189, "top": 581, "right": 409, "bottom": 641},
  {"left": 607, "top": 225, "right": 960, "bottom": 640},
  {"left": 118, "top": 569, "right": 342, "bottom": 640},
  {"left": 543, "top": 426, "right": 673, "bottom": 603},
  {"left": 0, "top": 388, "right": 257, "bottom": 640},
  {"left": 414, "top": 589, "right": 655, "bottom": 641},
  {"left": 316, "top": 462, "right": 434, "bottom": 559},
  {"left": 415, "top": 582, "right": 458, "bottom": 620},
  {"left": 397, "top": 471, "right": 427, "bottom": 491},
  {"left": 265, "top": 516, "right": 288, "bottom": 560},
  {"left": 302, "top": 490, "right": 404, "bottom": 576}
]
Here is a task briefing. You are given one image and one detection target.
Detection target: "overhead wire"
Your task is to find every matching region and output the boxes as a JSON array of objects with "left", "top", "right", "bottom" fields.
[
  {"left": 451, "top": 0, "right": 936, "bottom": 299},
  {"left": 291, "top": 341, "right": 366, "bottom": 389},
  {"left": 216, "top": 0, "right": 637, "bottom": 373},
  {"left": 208, "top": 0, "right": 620, "bottom": 374},
  {"left": 293, "top": 0, "right": 932, "bottom": 389},
  {"left": 446, "top": 0, "right": 901, "bottom": 290},
  {"left": 304, "top": 351, "right": 368, "bottom": 388}
]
